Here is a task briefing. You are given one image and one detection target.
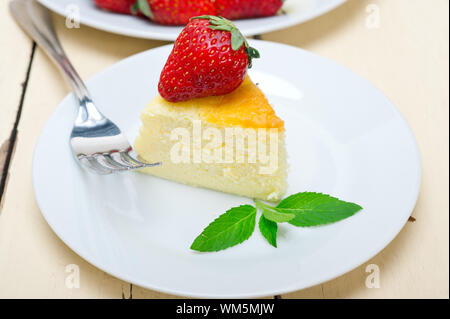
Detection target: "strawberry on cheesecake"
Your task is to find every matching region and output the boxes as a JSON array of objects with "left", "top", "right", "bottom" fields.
[{"left": 134, "top": 16, "right": 287, "bottom": 201}]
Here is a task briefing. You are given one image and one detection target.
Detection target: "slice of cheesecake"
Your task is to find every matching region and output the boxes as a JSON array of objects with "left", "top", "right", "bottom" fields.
[{"left": 134, "top": 77, "right": 287, "bottom": 201}]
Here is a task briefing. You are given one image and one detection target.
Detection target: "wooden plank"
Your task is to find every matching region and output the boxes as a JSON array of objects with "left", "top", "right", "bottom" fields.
[
  {"left": 132, "top": 285, "right": 185, "bottom": 299},
  {"left": 0, "top": 11, "right": 169, "bottom": 298},
  {"left": 0, "top": 140, "right": 11, "bottom": 181},
  {"left": 0, "top": 0, "right": 33, "bottom": 202},
  {"left": 266, "top": 0, "right": 448, "bottom": 298}
]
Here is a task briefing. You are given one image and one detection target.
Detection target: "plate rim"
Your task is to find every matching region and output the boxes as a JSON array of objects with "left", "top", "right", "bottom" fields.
[
  {"left": 37, "top": 0, "right": 348, "bottom": 41},
  {"left": 32, "top": 40, "right": 422, "bottom": 298}
]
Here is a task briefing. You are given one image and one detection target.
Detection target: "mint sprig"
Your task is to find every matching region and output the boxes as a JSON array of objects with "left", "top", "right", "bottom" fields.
[
  {"left": 255, "top": 200, "right": 295, "bottom": 223},
  {"left": 191, "top": 15, "right": 260, "bottom": 68},
  {"left": 190, "top": 192, "right": 362, "bottom": 252},
  {"left": 190, "top": 205, "right": 257, "bottom": 252},
  {"left": 259, "top": 215, "right": 278, "bottom": 248},
  {"left": 278, "top": 192, "right": 363, "bottom": 227}
]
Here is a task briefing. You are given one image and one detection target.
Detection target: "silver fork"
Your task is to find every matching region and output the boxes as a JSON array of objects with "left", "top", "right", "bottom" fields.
[{"left": 10, "top": 0, "right": 161, "bottom": 174}]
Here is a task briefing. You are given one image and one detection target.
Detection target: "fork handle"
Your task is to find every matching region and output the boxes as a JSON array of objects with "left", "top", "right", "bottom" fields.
[{"left": 10, "top": 0, "right": 92, "bottom": 106}]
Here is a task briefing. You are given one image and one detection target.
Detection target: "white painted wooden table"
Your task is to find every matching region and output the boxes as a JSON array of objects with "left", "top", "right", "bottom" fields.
[{"left": 0, "top": 0, "right": 448, "bottom": 298}]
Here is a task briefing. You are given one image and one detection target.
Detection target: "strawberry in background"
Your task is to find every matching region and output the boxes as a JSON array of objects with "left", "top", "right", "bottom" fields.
[
  {"left": 158, "top": 16, "right": 260, "bottom": 102},
  {"left": 133, "top": 0, "right": 216, "bottom": 25},
  {"left": 215, "top": 0, "right": 284, "bottom": 20},
  {"left": 94, "top": 0, "right": 284, "bottom": 25},
  {"left": 94, "top": 0, "right": 136, "bottom": 14}
]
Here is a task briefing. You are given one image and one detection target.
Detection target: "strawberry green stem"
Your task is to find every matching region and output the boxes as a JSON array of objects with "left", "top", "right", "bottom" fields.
[
  {"left": 131, "top": 0, "right": 153, "bottom": 19},
  {"left": 191, "top": 15, "right": 260, "bottom": 68}
]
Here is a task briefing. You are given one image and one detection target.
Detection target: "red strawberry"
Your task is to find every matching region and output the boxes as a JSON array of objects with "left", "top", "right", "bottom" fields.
[
  {"left": 158, "top": 16, "right": 259, "bottom": 102},
  {"left": 94, "top": 0, "right": 136, "bottom": 14},
  {"left": 215, "top": 0, "right": 284, "bottom": 20},
  {"left": 132, "top": 0, "right": 216, "bottom": 26}
]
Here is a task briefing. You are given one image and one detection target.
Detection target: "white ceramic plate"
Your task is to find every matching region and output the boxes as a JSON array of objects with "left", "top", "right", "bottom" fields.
[
  {"left": 33, "top": 40, "right": 421, "bottom": 298},
  {"left": 37, "top": 0, "right": 347, "bottom": 41}
]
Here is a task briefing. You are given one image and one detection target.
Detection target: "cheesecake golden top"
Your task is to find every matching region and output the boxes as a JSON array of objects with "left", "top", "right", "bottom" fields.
[{"left": 148, "top": 77, "right": 284, "bottom": 130}]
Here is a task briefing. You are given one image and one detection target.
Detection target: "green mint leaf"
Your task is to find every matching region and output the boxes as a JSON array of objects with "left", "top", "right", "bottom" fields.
[
  {"left": 190, "top": 205, "right": 257, "bottom": 252},
  {"left": 259, "top": 215, "right": 277, "bottom": 247},
  {"left": 276, "top": 192, "right": 363, "bottom": 227},
  {"left": 255, "top": 200, "right": 295, "bottom": 223}
]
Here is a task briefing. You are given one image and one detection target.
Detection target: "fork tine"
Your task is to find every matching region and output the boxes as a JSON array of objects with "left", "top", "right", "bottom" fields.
[
  {"left": 119, "top": 152, "right": 148, "bottom": 168},
  {"left": 121, "top": 151, "right": 162, "bottom": 168},
  {"left": 80, "top": 156, "right": 112, "bottom": 175},
  {"left": 110, "top": 152, "right": 140, "bottom": 169},
  {"left": 103, "top": 154, "right": 136, "bottom": 170},
  {"left": 94, "top": 154, "right": 128, "bottom": 171},
  {"left": 13, "top": 0, "right": 153, "bottom": 175}
]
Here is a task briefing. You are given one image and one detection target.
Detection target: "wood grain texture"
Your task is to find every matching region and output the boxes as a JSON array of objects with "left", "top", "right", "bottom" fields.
[
  {"left": 0, "top": 0, "right": 33, "bottom": 202},
  {"left": 264, "top": 0, "right": 449, "bottom": 299},
  {"left": 0, "top": 140, "right": 10, "bottom": 179},
  {"left": 0, "top": 0, "right": 448, "bottom": 298},
  {"left": 0, "top": 11, "right": 168, "bottom": 298}
]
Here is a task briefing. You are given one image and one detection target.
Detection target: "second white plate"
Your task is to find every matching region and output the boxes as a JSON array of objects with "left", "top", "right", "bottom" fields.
[
  {"left": 33, "top": 40, "right": 421, "bottom": 298},
  {"left": 38, "top": 0, "right": 347, "bottom": 40}
]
